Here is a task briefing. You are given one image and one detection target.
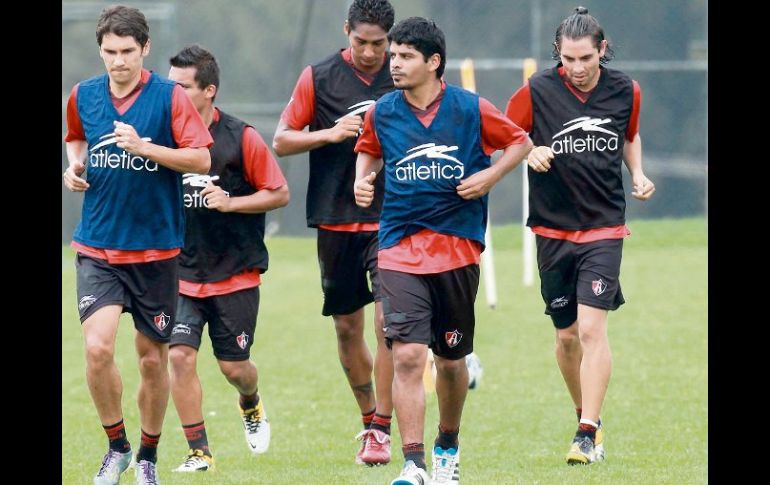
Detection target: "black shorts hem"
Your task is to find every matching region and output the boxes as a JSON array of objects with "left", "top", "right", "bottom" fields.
[
  {"left": 322, "top": 296, "right": 374, "bottom": 317},
  {"left": 213, "top": 352, "right": 250, "bottom": 362},
  {"left": 576, "top": 297, "right": 624, "bottom": 311},
  {"left": 168, "top": 341, "right": 201, "bottom": 351},
  {"left": 549, "top": 310, "right": 578, "bottom": 329},
  {"left": 136, "top": 325, "right": 170, "bottom": 344},
  {"left": 79, "top": 299, "right": 125, "bottom": 323}
]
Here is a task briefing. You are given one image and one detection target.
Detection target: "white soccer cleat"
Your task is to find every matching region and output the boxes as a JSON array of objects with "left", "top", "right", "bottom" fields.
[
  {"left": 432, "top": 446, "right": 460, "bottom": 484},
  {"left": 240, "top": 399, "right": 271, "bottom": 454}
]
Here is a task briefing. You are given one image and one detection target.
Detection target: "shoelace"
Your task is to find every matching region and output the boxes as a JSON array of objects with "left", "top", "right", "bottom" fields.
[
  {"left": 432, "top": 453, "right": 458, "bottom": 482},
  {"left": 365, "top": 431, "right": 388, "bottom": 450},
  {"left": 96, "top": 450, "right": 120, "bottom": 476},
  {"left": 244, "top": 410, "right": 262, "bottom": 433},
  {"left": 182, "top": 453, "right": 205, "bottom": 467},
  {"left": 139, "top": 462, "right": 157, "bottom": 483}
]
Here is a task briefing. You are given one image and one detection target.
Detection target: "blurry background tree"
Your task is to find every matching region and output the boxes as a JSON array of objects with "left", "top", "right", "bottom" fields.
[{"left": 62, "top": 0, "right": 707, "bottom": 240}]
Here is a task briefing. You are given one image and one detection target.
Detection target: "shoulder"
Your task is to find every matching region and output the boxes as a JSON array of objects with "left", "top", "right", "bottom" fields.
[{"left": 311, "top": 50, "right": 343, "bottom": 70}]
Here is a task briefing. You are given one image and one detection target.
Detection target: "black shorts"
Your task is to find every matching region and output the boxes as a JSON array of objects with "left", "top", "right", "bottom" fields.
[
  {"left": 170, "top": 287, "right": 260, "bottom": 361},
  {"left": 536, "top": 236, "right": 625, "bottom": 329},
  {"left": 317, "top": 229, "right": 380, "bottom": 316},
  {"left": 75, "top": 253, "right": 179, "bottom": 343},
  {"left": 379, "top": 265, "right": 479, "bottom": 360}
]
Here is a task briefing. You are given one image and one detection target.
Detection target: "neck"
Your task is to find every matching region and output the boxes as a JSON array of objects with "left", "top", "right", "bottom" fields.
[
  {"left": 201, "top": 105, "right": 215, "bottom": 128},
  {"left": 109, "top": 70, "right": 143, "bottom": 98},
  {"left": 404, "top": 78, "right": 442, "bottom": 110}
]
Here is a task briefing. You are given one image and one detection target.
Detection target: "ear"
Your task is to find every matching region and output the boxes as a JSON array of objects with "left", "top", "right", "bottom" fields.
[
  {"left": 428, "top": 53, "right": 441, "bottom": 73},
  {"left": 205, "top": 84, "right": 217, "bottom": 101},
  {"left": 344, "top": 19, "right": 350, "bottom": 36},
  {"left": 598, "top": 39, "right": 607, "bottom": 57},
  {"left": 142, "top": 38, "right": 151, "bottom": 57}
]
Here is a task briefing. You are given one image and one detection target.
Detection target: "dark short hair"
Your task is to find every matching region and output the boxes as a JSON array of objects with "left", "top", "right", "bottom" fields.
[
  {"left": 96, "top": 5, "right": 149, "bottom": 48},
  {"left": 388, "top": 17, "right": 446, "bottom": 78},
  {"left": 169, "top": 44, "right": 220, "bottom": 101},
  {"left": 348, "top": 0, "right": 395, "bottom": 32},
  {"left": 552, "top": 6, "right": 614, "bottom": 64}
]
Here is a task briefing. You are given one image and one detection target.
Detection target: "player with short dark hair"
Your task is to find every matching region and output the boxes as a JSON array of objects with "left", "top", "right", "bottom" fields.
[
  {"left": 355, "top": 16, "right": 532, "bottom": 484},
  {"left": 63, "top": 5, "right": 212, "bottom": 485},
  {"left": 167, "top": 44, "right": 289, "bottom": 472},
  {"left": 272, "top": 0, "right": 397, "bottom": 466}
]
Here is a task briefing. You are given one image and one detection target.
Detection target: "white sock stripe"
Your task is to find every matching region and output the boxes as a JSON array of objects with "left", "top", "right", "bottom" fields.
[{"left": 579, "top": 418, "right": 599, "bottom": 428}]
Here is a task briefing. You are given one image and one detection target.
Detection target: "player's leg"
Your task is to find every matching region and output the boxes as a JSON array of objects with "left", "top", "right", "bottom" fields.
[
  {"left": 429, "top": 265, "right": 479, "bottom": 485},
  {"left": 76, "top": 254, "right": 133, "bottom": 485},
  {"left": 169, "top": 295, "right": 214, "bottom": 471},
  {"left": 210, "top": 287, "right": 270, "bottom": 455}
]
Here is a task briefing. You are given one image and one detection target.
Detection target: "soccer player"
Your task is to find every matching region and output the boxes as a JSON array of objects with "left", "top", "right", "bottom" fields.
[
  {"left": 272, "top": 0, "right": 396, "bottom": 465},
  {"left": 354, "top": 17, "right": 532, "bottom": 485},
  {"left": 505, "top": 6, "right": 656, "bottom": 465},
  {"left": 167, "top": 44, "right": 289, "bottom": 472},
  {"left": 62, "top": 5, "right": 212, "bottom": 485}
]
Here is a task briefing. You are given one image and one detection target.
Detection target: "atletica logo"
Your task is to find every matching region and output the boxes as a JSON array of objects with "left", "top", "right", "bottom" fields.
[
  {"left": 89, "top": 132, "right": 158, "bottom": 171},
  {"left": 334, "top": 100, "right": 376, "bottom": 123},
  {"left": 550, "top": 116, "right": 618, "bottom": 155},
  {"left": 182, "top": 174, "right": 228, "bottom": 208},
  {"left": 395, "top": 143, "right": 464, "bottom": 181}
]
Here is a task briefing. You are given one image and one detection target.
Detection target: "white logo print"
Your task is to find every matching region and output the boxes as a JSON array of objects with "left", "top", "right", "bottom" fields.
[
  {"left": 550, "top": 296, "right": 569, "bottom": 309},
  {"left": 89, "top": 132, "right": 158, "bottom": 171},
  {"left": 172, "top": 324, "right": 191, "bottom": 335},
  {"left": 79, "top": 295, "right": 97, "bottom": 311},
  {"left": 182, "top": 174, "right": 228, "bottom": 208},
  {"left": 334, "top": 100, "right": 376, "bottom": 123},
  {"left": 550, "top": 116, "right": 619, "bottom": 155},
  {"left": 395, "top": 143, "right": 464, "bottom": 181}
]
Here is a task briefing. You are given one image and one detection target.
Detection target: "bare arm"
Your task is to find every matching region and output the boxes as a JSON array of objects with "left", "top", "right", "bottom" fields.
[
  {"left": 63, "top": 140, "right": 89, "bottom": 192},
  {"left": 622, "top": 134, "right": 655, "bottom": 200},
  {"left": 354, "top": 152, "right": 384, "bottom": 208},
  {"left": 272, "top": 117, "right": 362, "bottom": 157},
  {"left": 456, "top": 137, "right": 533, "bottom": 200},
  {"left": 200, "top": 183, "right": 290, "bottom": 214},
  {"left": 113, "top": 121, "right": 210, "bottom": 174}
]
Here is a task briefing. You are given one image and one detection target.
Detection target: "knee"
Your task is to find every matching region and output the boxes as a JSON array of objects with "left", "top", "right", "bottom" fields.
[
  {"left": 220, "top": 363, "right": 245, "bottom": 383},
  {"left": 138, "top": 351, "right": 166, "bottom": 376},
  {"left": 334, "top": 315, "right": 362, "bottom": 343},
  {"left": 556, "top": 329, "right": 581, "bottom": 353},
  {"left": 434, "top": 357, "right": 465, "bottom": 381},
  {"left": 169, "top": 346, "right": 196, "bottom": 373},
  {"left": 85, "top": 342, "right": 115, "bottom": 370},
  {"left": 393, "top": 347, "right": 425, "bottom": 376}
]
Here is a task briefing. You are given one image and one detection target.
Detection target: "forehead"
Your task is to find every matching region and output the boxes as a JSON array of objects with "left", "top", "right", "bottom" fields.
[
  {"left": 349, "top": 22, "right": 388, "bottom": 40},
  {"left": 101, "top": 33, "right": 142, "bottom": 50},
  {"left": 559, "top": 36, "right": 597, "bottom": 56},
  {"left": 389, "top": 42, "right": 420, "bottom": 55},
  {"left": 168, "top": 66, "right": 198, "bottom": 83}
]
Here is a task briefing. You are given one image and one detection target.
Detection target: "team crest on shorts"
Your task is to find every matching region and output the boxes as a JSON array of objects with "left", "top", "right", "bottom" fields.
[
  {"left": 153, "top": 312, "right": 170, "bottom": 331},
  {"left": 592, "top": 278, "right": 607, "bottom": 296},
  {"left": 445, "top": 329, "right": 463, "bottom": 348},
  {"left": 236, "top": 332, "right": 249, "bottom": 350}
]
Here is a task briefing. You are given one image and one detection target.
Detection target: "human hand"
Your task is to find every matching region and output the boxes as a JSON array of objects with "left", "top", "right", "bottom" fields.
[
  {"left": 62, "top": 161, "right": 89, "bottom": 192},
  {"left": 527, "top": 146, "right": 555, "bottom": 172},
  {"left": 354, "top": 171, "right": 377, "bottom": 207},
  {"left": 327, "top": 115, "right": 363, "bottom": 143}
]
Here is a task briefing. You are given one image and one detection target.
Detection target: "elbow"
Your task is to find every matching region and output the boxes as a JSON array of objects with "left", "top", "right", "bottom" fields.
[
  {"left": 194, "top": 149, "right": 211, "bottom": 174},
  {"left": 272, "top": 137, "right": 288, "bottom": 157},
  {"left": 277, "top": 185, "right": 290, "bottom": 208}
]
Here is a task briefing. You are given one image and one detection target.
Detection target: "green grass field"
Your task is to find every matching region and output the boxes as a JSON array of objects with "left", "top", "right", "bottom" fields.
[{"left": 61, "top": 218, "right": 707, "bottom": 484}]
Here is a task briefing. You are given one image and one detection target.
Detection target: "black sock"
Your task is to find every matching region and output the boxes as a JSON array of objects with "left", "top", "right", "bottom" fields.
[
  {"left": 182, "top": 421, "right": 211, "bottom": 457},
  {"left": 361, "top": 408, "right": 376, "bottom": 430},
  {"left": 435, "top": 425, "right": 459, "bottom": 450},
  {"left": 136, "top": 430, "right": 160, "bottom": 464},
  {"left": 402, "top": 442, "right": 426, "bottom": 470},
  {"left": 370, "top": 413, "right": 391, "bottom": 434},
  {"left": 103, "top": 419, "right": 131, "bottom": 453},
  {"left": 239, "top": 392, "right": 259, "bottom": 411}
]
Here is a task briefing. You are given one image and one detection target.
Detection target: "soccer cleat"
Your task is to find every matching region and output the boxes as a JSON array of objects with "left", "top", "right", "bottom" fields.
[
  {"left": 594, "top": 420, "right": 605, "bottom": 462},
  {"left": 354, "top": 428, "right": 391, "bottom": 466},
  {"left": 135, "top": 460, "right": 160, "bottom": 485},
  {"left": 391, "top": 460, "right": 430, "bottom": 485},
  {"left": 431, "top": 446, "right": 460, "bottom": 484},
  {"left": 240, "top": 399, "right": 271, "bottom": 454},
  {"left": 93, "top": 449, "right": 132, "bottom": 485},
  {"left": 172, "top": 449, "right": 214, "bottom": 472},
  {"left": 566, "top": 435, "right": 597, "bottom": 465}
]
